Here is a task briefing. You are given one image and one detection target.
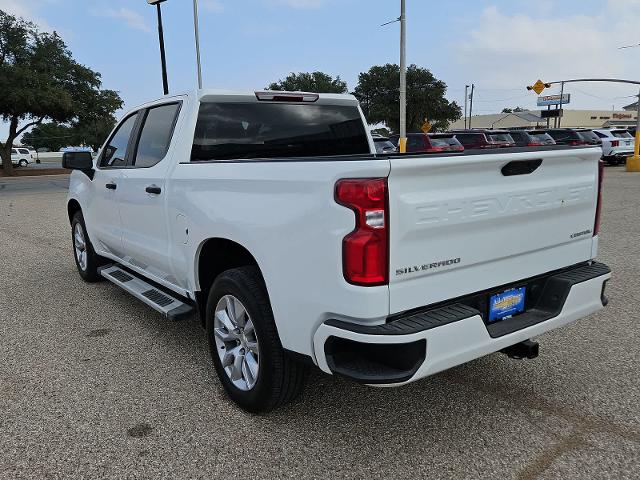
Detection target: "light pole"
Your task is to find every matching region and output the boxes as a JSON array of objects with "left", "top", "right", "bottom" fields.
[
  {"left": 147, "top": 0, "right": 169, "bottom": 95},
  {"left": 464, "top": 85, "right": 469, "bottom": 129},
  {"left": 399, "top": 0, "right": 407, "bottom": 153},
  {"left": 193, "top": 0, "right": 203, "bottom": 89}
]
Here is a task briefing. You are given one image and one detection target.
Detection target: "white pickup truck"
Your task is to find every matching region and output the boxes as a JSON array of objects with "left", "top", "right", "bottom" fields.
[{"left": 64, "top": 90, "right": 611, "bottom": 412}]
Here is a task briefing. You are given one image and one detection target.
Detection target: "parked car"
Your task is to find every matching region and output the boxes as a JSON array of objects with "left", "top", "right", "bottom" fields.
[
  {"left": 449, "top": 130, "right": 516, "bottom": 149},
  {"left": 506, "top": 130, "right": 546, "bottom": 147},
  {"left": 63, "top": 90, "right": 611, "bottom": 412},
  {"left": 575, "top": 129, "right": 602, "bottom": 146},
  {"left": 526, "top": 131, "right": 556, "bottom": 146},
  {"left": 530, "top": 129, "right": 588, "bottom": 146},
  {"left": 593, "top": 129, "right": 635, "bottom": 165},
  {"left": 390, "top": 133, "right": 464, "bottom": 153},
  {"left": 10, "top": 147, "right": 32, "bottom": 167},
  {"left": 372, "top": 135, "right": 398, "bottom": 154}
]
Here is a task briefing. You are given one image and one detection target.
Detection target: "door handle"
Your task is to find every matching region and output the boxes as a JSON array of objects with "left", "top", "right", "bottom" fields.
[
  {"left": 145, "top": 185, "right": 162, "bottom": 195},
  {"left": 105, "top": 182, "right": 117, "bottom": 190}
]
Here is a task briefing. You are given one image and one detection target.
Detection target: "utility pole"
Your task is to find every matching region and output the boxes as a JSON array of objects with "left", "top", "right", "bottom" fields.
[
  {"left": 468, "top": 84, "right": 475, "bottom": 129},
  {"left": 193, "top": 0, "right": 203, "bottom": 89},
  {"left": 148, "top": 0, "right": 169, "bottom": 95},
  {"left": 464, "top": 85, "right": 469, "bottom": 129},
  {"left": 399, "top": 0, "right": 407, "bottom": 153},
  {"left": 557, "top": 81, "right": 565, "bottom": 128},
  {"left": 634, "top": 87, "right": 640, "bottom": 164}
]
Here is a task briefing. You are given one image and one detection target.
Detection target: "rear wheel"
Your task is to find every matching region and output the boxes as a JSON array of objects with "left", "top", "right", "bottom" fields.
[
  {"left": 206, "top": 266, "right": 307, "bottom": 413},
  {"left": 19, "top": 159, "right": 28, "bottom": 167},
  {"left": 71, "top": 211, "right": 105, "bottom": 282}
]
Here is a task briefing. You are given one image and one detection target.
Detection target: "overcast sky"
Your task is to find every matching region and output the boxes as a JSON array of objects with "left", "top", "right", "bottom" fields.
[{"left": 3, "top": 0, "right": 640, "bottom": 141}]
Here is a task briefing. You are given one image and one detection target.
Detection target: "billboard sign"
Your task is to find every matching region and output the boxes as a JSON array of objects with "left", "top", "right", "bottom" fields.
[{"left": 537, "top": 94, "right": 571, "bottom": 107}]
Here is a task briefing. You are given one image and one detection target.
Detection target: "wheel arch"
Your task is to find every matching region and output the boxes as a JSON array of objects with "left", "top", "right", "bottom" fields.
[
  {"left": 67, "top": 199, "right": 82, "bottom": 224},
  {"left": 195, "top": 237, "right": 264, "bottom": 326}
]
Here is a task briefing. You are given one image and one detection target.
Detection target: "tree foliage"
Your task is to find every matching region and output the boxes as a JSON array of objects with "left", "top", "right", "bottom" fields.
[
  {"left": 502, "top": 106, "right": 525, "bottom": 113},
  {"left": 353, "top": 64, "right": 461, "bottom": 133},
  {"left": 267, "top": 71, "right": 348, "bottom": 93},
  {"left": 0, "top": 10, "right": 123, "bottom": 173}
]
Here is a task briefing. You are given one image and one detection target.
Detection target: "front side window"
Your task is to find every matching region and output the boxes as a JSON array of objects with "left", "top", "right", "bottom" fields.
[
  {"left": 191, "top": 102, "right": 370, "bottom": 161},
  {"left": 100, "top": 113, "right": 139, "bottom": 168},
  {"left": 133, "top": 103, "right": 181, "bottom": 168},
  {"left": 19, "top": 148, "right": 30, "bottom": 155}
]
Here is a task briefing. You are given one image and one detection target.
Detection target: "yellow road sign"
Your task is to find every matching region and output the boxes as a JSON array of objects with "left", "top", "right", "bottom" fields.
[
  {"left": 532, "top": 79, "right": 546, "bottom": 95},
  {"left": 421, "top": 121, "right": 432, "bottom": 133}
]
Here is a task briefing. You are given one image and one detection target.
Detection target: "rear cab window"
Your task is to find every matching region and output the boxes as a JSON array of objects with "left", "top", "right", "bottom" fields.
[{"left": 191, "top": 102, "right": 370, "bottom": 161}]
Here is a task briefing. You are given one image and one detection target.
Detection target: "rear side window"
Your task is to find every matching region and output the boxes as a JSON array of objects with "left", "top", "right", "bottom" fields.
[
  {"left": 455, "top": 133, "right": 484, "bottom": 146},
  {"left": 488, "top": 133, "right": 514, "bottom": 143},
  {"left": 612, "top": 130, "right": 633, "bottom": 138},
  {"left": 133, "top": 103, "right": 181, "bottom": 168},
  {"left": 11, "top": 148, "right": 17, "bottom": 154},
  {"left": 429, "top": 137, "right": 458, "bottom": 147},
  {"left": 191, "top": 103, "right": 370, "bottom": 161},
  {"left": 19, "top": 148, "right": 30, "bottom": 154},
  {"left": 100, "top": 113, "right": 139, "bottom": 168}
]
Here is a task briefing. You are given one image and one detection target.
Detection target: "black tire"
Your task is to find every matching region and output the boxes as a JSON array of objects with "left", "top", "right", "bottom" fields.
[
  {"left": 71, "top": 211, "right": 105, "bottom": 282},
  {"left": 19, "top": 159, "right": 28, "bottom": 167},
  {"left": 206, "top": 266, "right": 307, "bottom": 413}
]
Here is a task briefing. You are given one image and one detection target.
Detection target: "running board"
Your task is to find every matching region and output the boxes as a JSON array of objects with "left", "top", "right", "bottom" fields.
[{"left": 99, "top": 265, "right": 194, "bottom": 321}]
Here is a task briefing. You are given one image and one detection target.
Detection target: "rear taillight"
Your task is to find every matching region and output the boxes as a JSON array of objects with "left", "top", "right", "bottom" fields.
[
  {"left": 427, "top": 146, "right": 445, "bottom": 153},
  {"left": 527, "top": 142, "right": 543, "bottom": 147},
  {"left": 594, "top": 160, "right": 604, "bottom": 236},
  {"left": 611, "top": 140, "right": 620, "bottom": 147},
  {"left": 335, "top": 178, "right": 389, "bottom": 286}
]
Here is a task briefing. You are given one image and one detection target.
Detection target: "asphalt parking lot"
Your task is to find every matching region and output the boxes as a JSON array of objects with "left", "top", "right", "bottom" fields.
[{"left": 0, "top": 170, "right": 638, "bottom": 479}]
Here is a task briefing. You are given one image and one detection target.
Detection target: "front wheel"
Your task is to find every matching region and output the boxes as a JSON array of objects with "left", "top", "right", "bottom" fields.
[
  {"left": 206, "top": 266, "right": 307, "bottom": 413},
  {"left": 71, "top": 211, "right": 105, "bottom": 282}
]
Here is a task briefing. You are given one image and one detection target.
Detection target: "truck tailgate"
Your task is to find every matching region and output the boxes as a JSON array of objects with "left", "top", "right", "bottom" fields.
[{"left": 388, "top": 148, "right": 601, "bottom": 314}]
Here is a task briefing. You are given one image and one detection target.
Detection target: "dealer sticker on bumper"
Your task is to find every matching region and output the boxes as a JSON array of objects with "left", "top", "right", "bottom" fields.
[{"left": 489, "top": 287, "right": 526, "bottom": 322}]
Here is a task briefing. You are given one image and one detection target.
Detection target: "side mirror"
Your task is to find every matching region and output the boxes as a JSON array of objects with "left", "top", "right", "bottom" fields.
[
  {"left": 62, "top": 151, "right": 93, "bottom": 170},
  {"left": 62, "top": 151, "right": 94, "bottom": 179}
]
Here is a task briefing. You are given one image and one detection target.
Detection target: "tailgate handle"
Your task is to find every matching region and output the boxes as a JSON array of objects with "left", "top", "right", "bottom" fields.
[{"left": 501, "top": 159, "right": 542, "bottom": 176}]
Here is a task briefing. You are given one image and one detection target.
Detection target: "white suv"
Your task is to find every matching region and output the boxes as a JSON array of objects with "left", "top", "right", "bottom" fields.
[
  {"left": 593, "top": 129, "right": 635, "bottom": 165},
  {"left": 11, "top": 148, "right": 33, "bottom": 167}
]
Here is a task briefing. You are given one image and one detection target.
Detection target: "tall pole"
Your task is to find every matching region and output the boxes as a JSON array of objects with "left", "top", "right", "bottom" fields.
[
  {"left": 468, "top": 84, "right": 475, "bottom": 128},
  {"left": 156, "top": 3, "right": 169, "bottom": 95},
  {"left": 193, "top": 0, "right": 203, "bottom": 89},
  {"left": 464, "top": 85, "right": 469, "bottom": 129},
  {"left": 633, "top": 88, "right": 640, "bottom": 163},
  {"left": 557, "top": 81, "right": 565, "bottom": 128},
  {"left": 399, "top": 0, "right": 407, "bottom": 153}
]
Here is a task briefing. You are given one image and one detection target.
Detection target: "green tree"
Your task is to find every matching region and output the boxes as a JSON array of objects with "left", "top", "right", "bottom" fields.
[
  {"left": 353, "top": 64, "right": 461, "bottom": 133},
  {"left": 0, "top": 10, "right": 123, "bottom": 174},
  {"left": 21, "top": 122, "right": 73, "bottom": 151},
  {"left": 502, "top": 106, "right": 525, "bottom": 113},
  {"left": 267, "top": 71, "right": 348, "bottom": 93}
]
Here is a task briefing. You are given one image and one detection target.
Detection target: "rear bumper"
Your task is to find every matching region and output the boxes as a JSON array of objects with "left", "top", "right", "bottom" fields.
[{"left": 313, "top": 262, "right": 611, "bottom": 385}]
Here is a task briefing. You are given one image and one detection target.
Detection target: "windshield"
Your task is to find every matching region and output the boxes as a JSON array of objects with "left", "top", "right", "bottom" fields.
[
  {"left": 192, "top": 102, "right": 370, "bottom": 160},
  {"left": 488, "top": 133, "right": 515, "bottom": 143}
]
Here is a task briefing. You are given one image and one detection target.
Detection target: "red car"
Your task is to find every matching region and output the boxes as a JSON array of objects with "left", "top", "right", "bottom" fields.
[{"left": 390, "top": 133, "right": 464, "bottom": 153}]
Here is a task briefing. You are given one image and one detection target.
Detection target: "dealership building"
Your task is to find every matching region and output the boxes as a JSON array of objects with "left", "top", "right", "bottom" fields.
[
  {"left": 449, "top": 109, "right": 638, "bottom": 130},
  {"left": 449, "top": 95, "right": 639, "bottom": 130}
]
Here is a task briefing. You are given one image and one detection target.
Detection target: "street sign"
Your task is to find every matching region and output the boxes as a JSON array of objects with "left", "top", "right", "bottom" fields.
[
  {"left": 147, "top": 0, "right": 167, "bottom": 4},
  {"left": 537, "top": 94, "right": 570, "bottom": 107},
  {"left": 421, "top": 121, "right": 432, "bottom": 133},
  {"left": 532, "top": 79, "right": 547, "bottom": 95},
  {"left": 541, "top": 109, "right": 562, "bottom": 119}
]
